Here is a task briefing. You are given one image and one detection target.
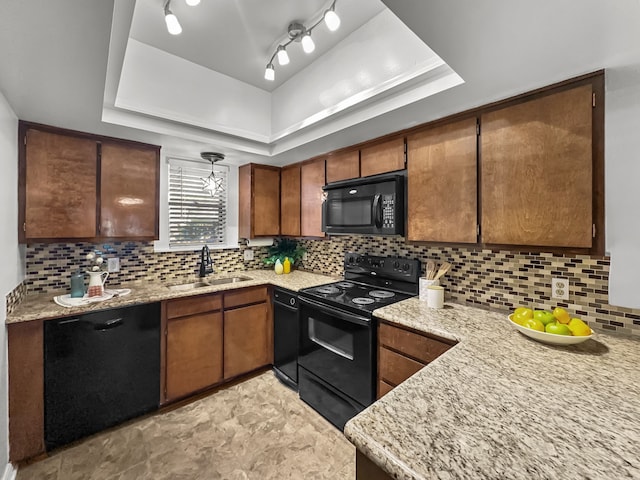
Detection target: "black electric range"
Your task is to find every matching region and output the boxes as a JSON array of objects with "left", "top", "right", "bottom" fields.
[{"left": 297, "top": 253, "right": 420, "bottom": 430}]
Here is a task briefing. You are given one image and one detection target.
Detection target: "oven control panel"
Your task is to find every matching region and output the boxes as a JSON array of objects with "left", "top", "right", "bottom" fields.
[{"left": 344, "top": 253, "right": 420, "bottom": 284}]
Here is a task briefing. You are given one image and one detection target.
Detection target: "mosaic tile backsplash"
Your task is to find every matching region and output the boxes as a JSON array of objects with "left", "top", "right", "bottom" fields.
[
  {"left": 24, "top": 236, "right": 639, "bottom": 336},
  {"left": 296, "top": 236, "right": 639, "bottom": 336},
  {"left": 26, "top": 242, "right": 269, "bottom": 293},
  {"left": 6, "top": 281, "right": 27, "bottom": 315}
]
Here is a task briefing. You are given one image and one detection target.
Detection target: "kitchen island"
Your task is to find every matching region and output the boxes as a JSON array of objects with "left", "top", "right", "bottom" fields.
[{"left": 346, "top": 299, "right": 640, "bottom": 480}]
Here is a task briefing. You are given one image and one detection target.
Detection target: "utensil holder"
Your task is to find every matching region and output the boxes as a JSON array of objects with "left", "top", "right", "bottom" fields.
[
  {"left": 427, "top": 285, "right": 445, "bottom": 309},
  {"left": 419, "top": 278, "right": 440, "bottom": 302}
]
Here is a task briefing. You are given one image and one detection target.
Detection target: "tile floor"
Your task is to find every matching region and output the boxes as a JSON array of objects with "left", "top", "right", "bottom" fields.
[{"left": 17, "top": 372, "right": 356, "bottom": 480}]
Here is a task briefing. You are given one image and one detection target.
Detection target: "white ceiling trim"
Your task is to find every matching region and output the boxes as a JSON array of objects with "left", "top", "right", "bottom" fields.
[{"left": 103, "top": 2, "right": 462, "bottom": 157}]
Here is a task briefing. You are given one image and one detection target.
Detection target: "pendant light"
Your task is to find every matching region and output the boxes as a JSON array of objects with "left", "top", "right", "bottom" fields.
[{"left": 200, "top": 152, "right": 225, "bottom": 196}]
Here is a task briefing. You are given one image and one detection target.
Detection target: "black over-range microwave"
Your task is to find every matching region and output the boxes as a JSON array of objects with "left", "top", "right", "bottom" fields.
[{"left": 322, "top": 173, "right": 405, "bottom": 236}]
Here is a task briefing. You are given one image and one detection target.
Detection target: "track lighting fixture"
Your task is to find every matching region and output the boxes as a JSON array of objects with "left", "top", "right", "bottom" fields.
[
  {"left": 164, "top": 0, "right": 202, "bottom": 35},
  {"left": 264, "top": 0, "right": 340, "bottom": 82},
  {"left": 164, "top": 0, "right": 182, "bottom": 35}
]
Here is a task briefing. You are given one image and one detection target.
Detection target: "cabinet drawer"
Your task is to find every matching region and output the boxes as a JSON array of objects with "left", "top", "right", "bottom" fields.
[
  {"left": 166, "top": 294, "right": 222, "bottom": 319},
  {"left": 377, "top": 380, "right": 395, "bottom": 399},
  {"left": 224, "top": 286, "right": 267, "bottom": 309},
  {"left": 378, "top": 346, "right": 424, "bottom": 387},
  {"left": 379, "top": 323, "right": 454, "bottom": 364}
]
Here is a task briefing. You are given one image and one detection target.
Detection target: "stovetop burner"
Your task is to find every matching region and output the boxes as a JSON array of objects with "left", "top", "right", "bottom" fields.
[
  {"left": 315, "top": 286, "right": 340, "bottom": 295},
  {"left": 352, "top": 297, "right": 375, "bottom": 305},
  {"left": 369, "top": 290, "right": 395, "bottom": 299},
  {"left": 336, "top": 282, "right": 355, "bottom": 288}
]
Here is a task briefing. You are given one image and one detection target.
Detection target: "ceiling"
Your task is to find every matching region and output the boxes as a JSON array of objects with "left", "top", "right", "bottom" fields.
[
  {"left": 130, "top": 0, "right": 386, "bottom": 91},
  {"left": 0, "top": 1, "right": 639, "bottom": 168}
]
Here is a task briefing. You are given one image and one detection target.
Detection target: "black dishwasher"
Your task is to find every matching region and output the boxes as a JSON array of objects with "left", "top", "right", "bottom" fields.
[
  {"left": 44, "top": 303, "right": 160, "bottom": 450},
  {"left": 273, "top": 287, "right": 299, "bottom": 389}
]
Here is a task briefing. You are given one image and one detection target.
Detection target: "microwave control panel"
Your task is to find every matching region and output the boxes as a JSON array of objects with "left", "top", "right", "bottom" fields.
[{"left": 382, "top": 195, "right": 395, "bottom": 228}]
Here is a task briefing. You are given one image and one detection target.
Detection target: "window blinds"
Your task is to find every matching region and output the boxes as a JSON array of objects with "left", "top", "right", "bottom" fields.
[{"left": 168, "top": 160, "right": 228, "bottom": 247}]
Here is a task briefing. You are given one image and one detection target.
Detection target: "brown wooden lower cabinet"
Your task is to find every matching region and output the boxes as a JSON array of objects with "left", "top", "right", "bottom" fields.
[
  {"left": 8, "top": 321, "right": 45, "bottom": 462},
  {"left": 165, "top": 311, "right": 223, "bottom": 401},
  {"left": 224, "top": 302, "right": 270, "bottom": 379},
  {"left": 356, "top": 450, "right": 393, "bottom": 480},
  {"left": 377, "top": 321, "right": 456, "bottom": 399}
]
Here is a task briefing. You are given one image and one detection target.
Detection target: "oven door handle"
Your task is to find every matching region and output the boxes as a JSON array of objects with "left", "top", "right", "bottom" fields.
[{"left": 298, "top": 297, "right": 371, "bottom": 326}]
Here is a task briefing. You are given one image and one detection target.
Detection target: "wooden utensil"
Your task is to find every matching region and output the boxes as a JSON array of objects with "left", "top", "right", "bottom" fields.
[
  {"left": 433, "top": 262, "right": 452, "bottom": 280},
  {"left": 426, "top": 260, "right": 436, "bottom": 279}
]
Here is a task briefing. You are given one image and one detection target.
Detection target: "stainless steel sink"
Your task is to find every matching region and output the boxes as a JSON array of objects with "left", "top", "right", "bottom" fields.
[
  {"left": 167, "top": 276, "right": 252, "bottom": 291},
  {"left": 207, "top": 276, "right": 252, "bottom": 286},
  {"left": 167, "top": 281, "right": 212, "bottom": 291}
]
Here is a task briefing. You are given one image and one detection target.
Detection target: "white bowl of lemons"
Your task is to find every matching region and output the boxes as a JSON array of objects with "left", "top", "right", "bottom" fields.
[{"left": 507, "top": 307, "right": 594, "bottom": 346}]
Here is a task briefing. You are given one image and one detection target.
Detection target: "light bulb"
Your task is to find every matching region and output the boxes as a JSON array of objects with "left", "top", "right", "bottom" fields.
[
  {"left": 265, "top": 64, "right": 275, "bottom": 81},
  {"left": 277, "top": 46, "right": 290, "bottom": 66},
  {"left": 301, "top": 33, "right": 315, "bottom": 54},
  {"left": 185, "top": 0, "right": 200, "bottom": 5},
  {"left": 324, "top": 9, "right": 340, "bottom": 31},
  {"left": 164, "top": 11, "right": 182, "bottom": 35}
]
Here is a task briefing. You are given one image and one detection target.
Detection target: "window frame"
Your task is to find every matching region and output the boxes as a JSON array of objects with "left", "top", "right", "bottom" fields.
[{"left": 154, "top": 155, "right": 239, "bottom": 252}]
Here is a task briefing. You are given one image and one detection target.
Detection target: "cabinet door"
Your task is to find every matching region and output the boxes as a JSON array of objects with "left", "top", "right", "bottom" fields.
[
  {"left": 100, "top": 142, "right": 159, "bottom": 238},
  {"left": 481, "top": 85, "right": 593, "bottom": 247},
  {"left": 300, "top": 159, "right": 326, "bottom": 237},
  {"left": 239, "top": 164, "right": 280, "bottom": 238},
  {"left": 224, "top": 303, "right": 270, "bottom": 379},
  {"left": 23, "top": 129, "right": 97, "bottom": 240},
  {"left": 166, "top": 311, "right": 223, "bottom": 401},
  {"left": 253, "top": 165, "right": 281, "bottom": 236},
  {"left": 280, "top": 164, "right": 301, "bottom": 236},
  {"left": 326, "top": 150, "right": 359, "bottom": 183},
  {"left": 407, "top": 118, "right": 478, "bottom": 243},
  {"left": 360, "top": 137, "right": 405, "bottom": 177}
]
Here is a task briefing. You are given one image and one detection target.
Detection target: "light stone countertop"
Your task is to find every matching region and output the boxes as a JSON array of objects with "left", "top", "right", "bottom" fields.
[
  {"left": 6, "top": 269, "right": 336, "bottom": 324},
  {"left": 345, "top": 299, "right": 640, "bottom": 479}
]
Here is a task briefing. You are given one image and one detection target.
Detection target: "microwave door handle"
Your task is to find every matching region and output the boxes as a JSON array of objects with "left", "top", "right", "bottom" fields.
[{"left": 373, "top": 194, "right": 383, "bottom": 228}]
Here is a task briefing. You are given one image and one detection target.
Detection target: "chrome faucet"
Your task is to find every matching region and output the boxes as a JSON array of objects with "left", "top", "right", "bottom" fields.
[{"left": 199, "top": 245, "right": 214, "bottom": 277}]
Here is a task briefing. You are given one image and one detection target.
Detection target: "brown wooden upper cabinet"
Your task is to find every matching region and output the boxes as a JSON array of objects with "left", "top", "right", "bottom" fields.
[
  {"left": 480, "top": 84, "right": 594, "bottom": 248},
  {"left": 280, "top": 163, "right": 301, "bottom": 236},
  {"left": 22, "top": 128, "right": 98, "bottom": 240},
  {"left": 360, "top": 137, "right": 406, "bottom": 178},
  {"left": 407, "top": 118, "right": 479, "bottom": 243},
  {"left": 326, "top": 150, "right": 360, "bottom": 183},
  {"left": 238, "top": 163, "right": 281, "bottom": 238},
  {"left": 100, "top": 142, "right": 159, "bottom": 238},
  {"left": 300, "top": 158, "right": 326, "bottom": 237},
  {"left": 19, "top": 122, "right": 160, "bottom": 243}
]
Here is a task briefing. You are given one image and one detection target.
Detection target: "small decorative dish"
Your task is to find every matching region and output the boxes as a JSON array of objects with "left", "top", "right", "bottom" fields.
[{"left": 507, "top": 314, "right": 594, "bottom": 345}]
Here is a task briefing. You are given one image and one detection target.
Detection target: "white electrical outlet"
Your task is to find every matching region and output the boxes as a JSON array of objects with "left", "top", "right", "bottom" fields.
[
  {"left": 303, "top": 252, "right": 308, "bottom": 261},
  {"left": 551, "top": 277, "right": 569, "bottom": 300},
  {"left": 244, "top": 249, "right": 254, "bottom": 261},
  {"left": 107, "top": 257, "right": 120, "bottom": 273}
]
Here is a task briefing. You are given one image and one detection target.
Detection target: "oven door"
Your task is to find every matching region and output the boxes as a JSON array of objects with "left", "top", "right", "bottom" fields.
[{"left": 298, "top": 296, "right": 375, "bottom": 408}]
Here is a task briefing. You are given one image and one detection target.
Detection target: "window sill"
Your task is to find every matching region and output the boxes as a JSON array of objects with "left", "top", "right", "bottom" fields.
[{"left": 153, "top": 243, "right": 239, "bottom": 253}]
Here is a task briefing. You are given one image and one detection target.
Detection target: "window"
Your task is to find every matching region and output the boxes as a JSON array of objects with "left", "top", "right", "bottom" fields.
[{"left": 168, "top": 158, "right": 228, "bottom": 247}]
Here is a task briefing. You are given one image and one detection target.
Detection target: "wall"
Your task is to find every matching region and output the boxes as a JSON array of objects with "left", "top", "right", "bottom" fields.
[
  {"left": 298, "top": 236, "right": 639, "bottom": 336},
  {"left": 0, "top": 90, "right": 25, "bottom": 474}
]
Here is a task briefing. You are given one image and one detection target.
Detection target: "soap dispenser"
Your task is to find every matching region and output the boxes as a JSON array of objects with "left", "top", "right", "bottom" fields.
[
  {"left": 283, "top": 257, "right": 291, "bottom": 274},
  {"left": 274, "top": 259, "right": 284, "bottom": 275}
]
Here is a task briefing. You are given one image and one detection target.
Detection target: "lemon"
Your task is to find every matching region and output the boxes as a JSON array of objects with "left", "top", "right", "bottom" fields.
[
  {"left": 553, "top": 307, "right": 571, "bottom": 324},
  {"left": 568, "top": 318, "right": 591, "bottom": 336},
  {"left": 523, "top": 318, "right": 545, "bottom": 332},
  {"left": 514, "top": 307, "right": 533, "bottom": 320}
]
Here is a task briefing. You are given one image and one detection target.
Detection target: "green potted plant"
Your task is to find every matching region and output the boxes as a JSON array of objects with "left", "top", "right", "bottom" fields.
[{"left": 263, "top": 238, "right": 306, "bottom": 268}]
